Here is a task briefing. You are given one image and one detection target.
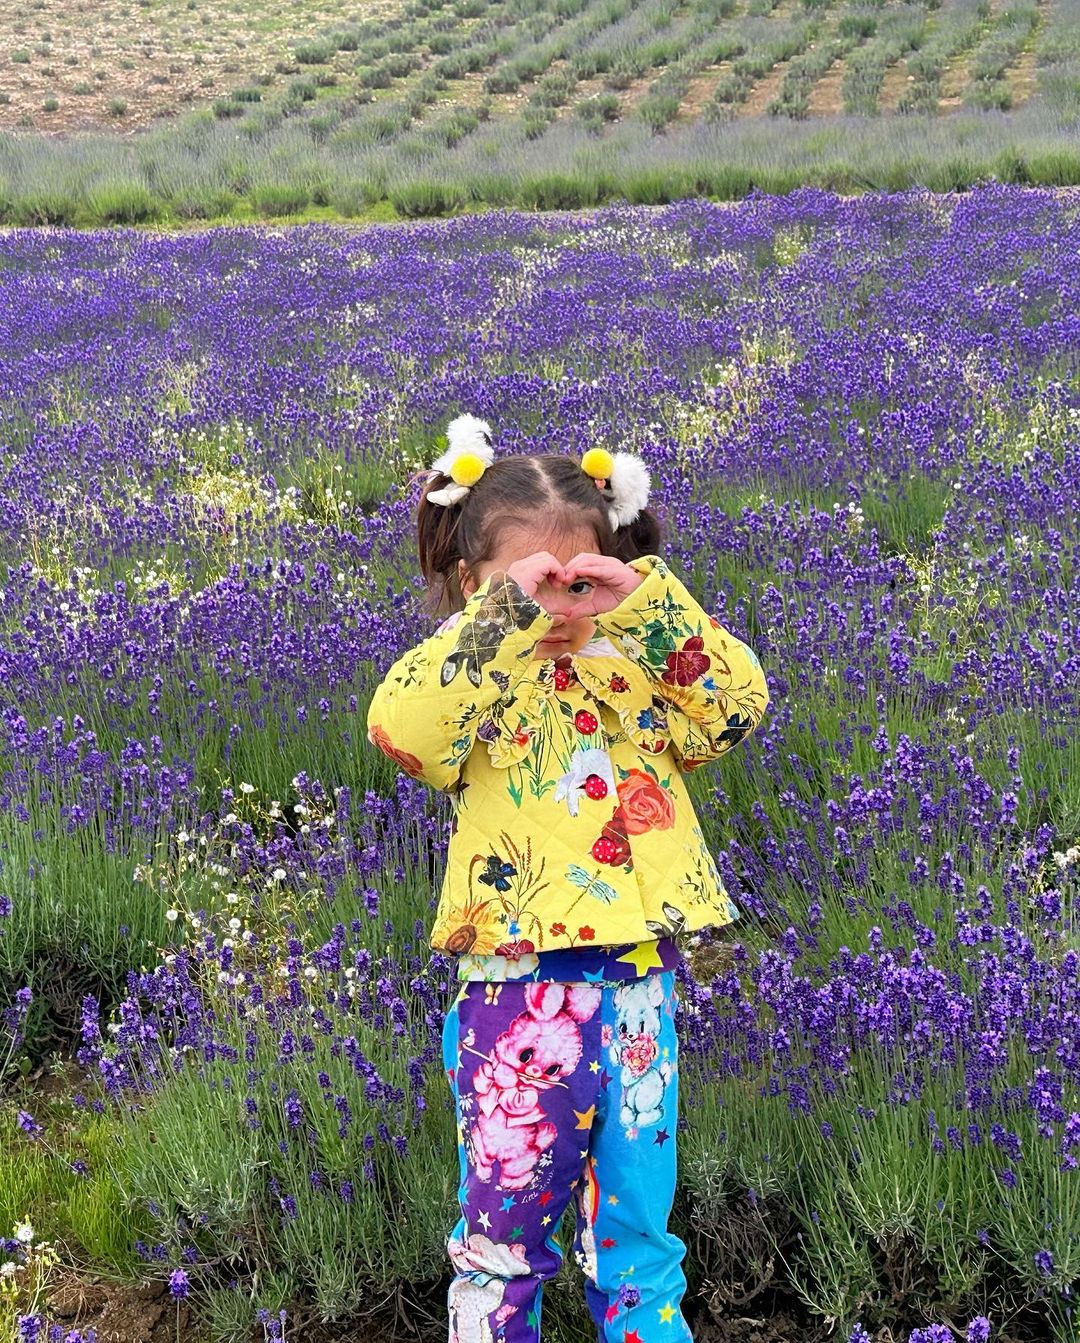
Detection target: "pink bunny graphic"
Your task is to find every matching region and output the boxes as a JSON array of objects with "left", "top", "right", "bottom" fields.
[{"left": 468, "top": 982, "right": 601, "bottom": 1191}]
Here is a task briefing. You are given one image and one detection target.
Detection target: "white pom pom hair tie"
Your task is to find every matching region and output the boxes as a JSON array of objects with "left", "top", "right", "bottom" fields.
[
  {"left": 580, "top": 446, "right": 652, "bottom": 531},
  {"left": 426, "top": 414, "right": 495, "bottom": 507},
  {"left": 424, "top": 415, "right": 650, "bottom": 529}
]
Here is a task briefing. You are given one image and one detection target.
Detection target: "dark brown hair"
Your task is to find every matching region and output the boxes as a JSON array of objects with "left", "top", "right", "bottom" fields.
[{"left": 412, "top": 452, "right": 663, "bottom": 619}]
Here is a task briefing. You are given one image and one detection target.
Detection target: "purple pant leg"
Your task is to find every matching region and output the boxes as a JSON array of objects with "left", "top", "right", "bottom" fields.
[{"left": 443, "top": 979, "right": 605, "bottom": 1342}]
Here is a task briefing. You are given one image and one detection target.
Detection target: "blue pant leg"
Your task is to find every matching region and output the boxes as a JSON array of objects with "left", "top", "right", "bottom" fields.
[{"left": 573, "top": 970, "right": 694, "bottom": 1343}]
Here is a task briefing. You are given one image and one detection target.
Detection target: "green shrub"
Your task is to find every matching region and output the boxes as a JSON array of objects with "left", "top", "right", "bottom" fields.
[
  {"left": 173, "top": 188, "right": 239, "bottom": 220},
  {"left": 11, "top": 191, "right": 78, "bottom": 225},
  {"left": 357, "top": 63, "right": 393, "bottom": 89},
  {"left": 637, "top": 92, "right": 680, "bottom": 132},
  {"left": 87, "top": 181, "right": 163, "bottom": 224},
  {"left": 308, "top": 111, "right": 340, "bottom": 143},
  {"left": 388, "top": 178, "right": 467, "bottom": 216},
  {"left": 328, "top": 178, "right": 383, "bottom": 215},
  {"left": 107, "top": 97, "right": 128, "bottom": 117},
  {"left": 1023, "top": 147, "right": 1080, "bottom": 185},
  {"left": 517, "top": 170, "right": 595, "bottom": 210},
  {"left": 522, "top": 106, "right": 554, "bottom": 139},
  {"left": 295, "top": 39, "right": 334, "bottom": 64},
  {"left": 250, "top": 182, "right": 310, "bottom": 216},
  {"left": 384, "top": 52, "right": 420, "bottom": 78},
  {"left": 839, "top": 14, "right": 876, "bottom": 37}
]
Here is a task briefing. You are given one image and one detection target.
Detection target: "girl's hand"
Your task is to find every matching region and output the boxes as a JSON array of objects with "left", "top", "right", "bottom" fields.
[
  {"left": 503, "top": 551, "right": 568, "bottom": 599},
  {"left": 560, "top": 553, "right": 643, "bottom": 619}
]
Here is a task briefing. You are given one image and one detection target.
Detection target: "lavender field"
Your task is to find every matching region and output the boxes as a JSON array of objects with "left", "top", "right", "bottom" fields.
[{"left": 0, "top": 185, "right": 1078, "bottom": 1343}]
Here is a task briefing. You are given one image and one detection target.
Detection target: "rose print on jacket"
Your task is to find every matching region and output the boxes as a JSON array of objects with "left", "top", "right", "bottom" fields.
[
  {"left": 615, "top": 765, "right": 676, "bottom": 833},
  {"left": 366, "top": 723, "right": 425, "bottom": 780},
  {"left": 466, "top": 983, "right": 601, "bottom": 1190}
]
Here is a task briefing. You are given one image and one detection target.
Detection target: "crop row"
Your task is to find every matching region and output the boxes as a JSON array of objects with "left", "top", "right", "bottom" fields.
[
  {"left": 840, "top": 3, "right": 929, "bottom": 115},
  {"left": 963, "top": 0, "right": 1042, "bottom": 109},
  {"left": 704, "top": 16, "right": 822, "bottom": 120},
  {"left": 766, "top": 10, "right": 878, "bottom": 119},
  {"left": 897, "top": 0, "right": 992, "bottom": 114}
]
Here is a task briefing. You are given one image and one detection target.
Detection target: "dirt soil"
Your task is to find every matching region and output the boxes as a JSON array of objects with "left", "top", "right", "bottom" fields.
[
  {"left": 0, "top": 0, "right": 404, "bottom": 133},
  {"left": 40, "top": 1273, "right": 814, "bottom": 1343}
]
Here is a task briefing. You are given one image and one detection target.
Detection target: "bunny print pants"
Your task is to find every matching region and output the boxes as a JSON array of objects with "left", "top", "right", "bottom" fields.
[{"left": 441, "top": 971, "right": 693, "bottom": 1343}]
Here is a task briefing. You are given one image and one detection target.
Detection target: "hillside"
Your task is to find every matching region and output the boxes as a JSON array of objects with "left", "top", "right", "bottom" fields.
[{"left": 0, "top": 0, "right": 1077, "bottom": 221}]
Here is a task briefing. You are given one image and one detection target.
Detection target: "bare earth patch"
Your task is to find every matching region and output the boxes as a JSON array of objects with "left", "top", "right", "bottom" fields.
[
  {"left": 740, "top": 58, "right": 790, "bottom": 117},
  {"left": 0, "top": 0, "right": 405, "bottom": 133},
  {"left": 678, "top": 61, "right": 734, "bottom": 121},
  {"left": 805, "top": 50, "right": 848, "bottom": 115},
  {"left": 878, "top": 54, "right": 915, "bottom": 112},
  {"left": 1005, "top": 42, "right": 1040, "bottom": 105}
]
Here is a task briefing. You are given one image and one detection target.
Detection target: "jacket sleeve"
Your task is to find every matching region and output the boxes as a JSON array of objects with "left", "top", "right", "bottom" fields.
[
  {"left": 365, "top": 571, "right": 554, "bottom": 792},
  {"left": 595, "top": 553, "right": 769, "bottom": 772}
]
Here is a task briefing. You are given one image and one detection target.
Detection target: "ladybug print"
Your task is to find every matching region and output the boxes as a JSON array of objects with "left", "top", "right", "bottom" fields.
[
  {"left": 584, "top": 774, "right": 608, "bottom": 800},
  {"left": 592, "top": 836, "right": 619, "bottom": 864},
  {"left": 574, "top": 709, "right": 599, "bottom": 735}
]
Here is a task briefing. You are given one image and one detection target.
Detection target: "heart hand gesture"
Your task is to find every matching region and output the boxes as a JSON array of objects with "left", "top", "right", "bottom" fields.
[
  {"left": 559, "top": 553, "right": 643, "bottom": 619},
  {"left": 503, "top": 551, "right": 643, "bottom": 621}
]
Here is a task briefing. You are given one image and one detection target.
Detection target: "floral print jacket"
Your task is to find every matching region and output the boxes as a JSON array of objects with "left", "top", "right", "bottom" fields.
[{"left": 366, "top": 554, "right": 770, "bottom": 958}]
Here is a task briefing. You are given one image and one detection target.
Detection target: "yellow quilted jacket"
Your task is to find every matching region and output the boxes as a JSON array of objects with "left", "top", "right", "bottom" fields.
[{"left": 366, "top": 554, "right": 769, "bottom": 957}]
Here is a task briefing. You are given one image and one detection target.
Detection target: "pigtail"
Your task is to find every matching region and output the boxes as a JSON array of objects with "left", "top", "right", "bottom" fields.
[
  {"left": 414, "top": 469, "right": 466, "bottom": 620},
  {"left": 610, "top": 504, "right": 663, "bottom": 563}
]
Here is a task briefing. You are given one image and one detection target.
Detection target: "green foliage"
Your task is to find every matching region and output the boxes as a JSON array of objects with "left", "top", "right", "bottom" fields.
[
  {"left": 295, "top": 39, "right": 335, "bottom": 65},
  {"left": 388, "top": 177, "right": 468, "bottom": 215},
  {"left": 250, "top": 181, "right": 310, "bottom": 216},
  {"left": 86, "top": 181, "right": 163, "bottom": 224}
]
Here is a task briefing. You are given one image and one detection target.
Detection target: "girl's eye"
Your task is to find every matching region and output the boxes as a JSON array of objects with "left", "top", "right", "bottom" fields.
[{"left": 567, "top": 580, "right": 593, "bottom": 595}]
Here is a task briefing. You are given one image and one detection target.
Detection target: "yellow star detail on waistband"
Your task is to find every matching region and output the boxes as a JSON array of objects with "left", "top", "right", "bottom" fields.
[{"left": 615, "top": 941, "right": 666, "bottom": 975}]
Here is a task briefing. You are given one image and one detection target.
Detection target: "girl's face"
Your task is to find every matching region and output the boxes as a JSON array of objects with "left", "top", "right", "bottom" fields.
[{"left": 459, "top": 523, "right": 601, "bottom": 658}]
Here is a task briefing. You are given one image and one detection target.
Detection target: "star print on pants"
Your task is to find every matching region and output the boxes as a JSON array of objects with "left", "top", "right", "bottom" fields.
[
  {"left": 654, "top": 1127, "right": 670, "bottom": 1146},
  {"left": 624, "top": 1330, "right": 644, "bottom": 1343}
]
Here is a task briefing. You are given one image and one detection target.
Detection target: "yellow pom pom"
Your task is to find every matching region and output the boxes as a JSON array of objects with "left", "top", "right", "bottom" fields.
[
  {"left": 581, "top": 447, "right": 614, "bottom": 480},
  {"left": 449, "top": 452, "right": 486, "bottom": 487}
]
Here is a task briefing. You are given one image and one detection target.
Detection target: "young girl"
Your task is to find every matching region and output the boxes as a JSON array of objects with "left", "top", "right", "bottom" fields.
[{"left": 367, "top": 415, "right": 769, "bottom": 1343}]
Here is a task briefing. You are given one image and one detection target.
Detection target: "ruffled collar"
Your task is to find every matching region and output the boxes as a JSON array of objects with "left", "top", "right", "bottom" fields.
[{"left": 482, "top": 636, "right": 672, "bottom": 768}]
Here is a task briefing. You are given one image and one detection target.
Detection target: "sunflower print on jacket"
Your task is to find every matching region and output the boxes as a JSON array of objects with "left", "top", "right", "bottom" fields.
[{"left": 367, "top": 553, "right": 769, "bottom": 958}]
